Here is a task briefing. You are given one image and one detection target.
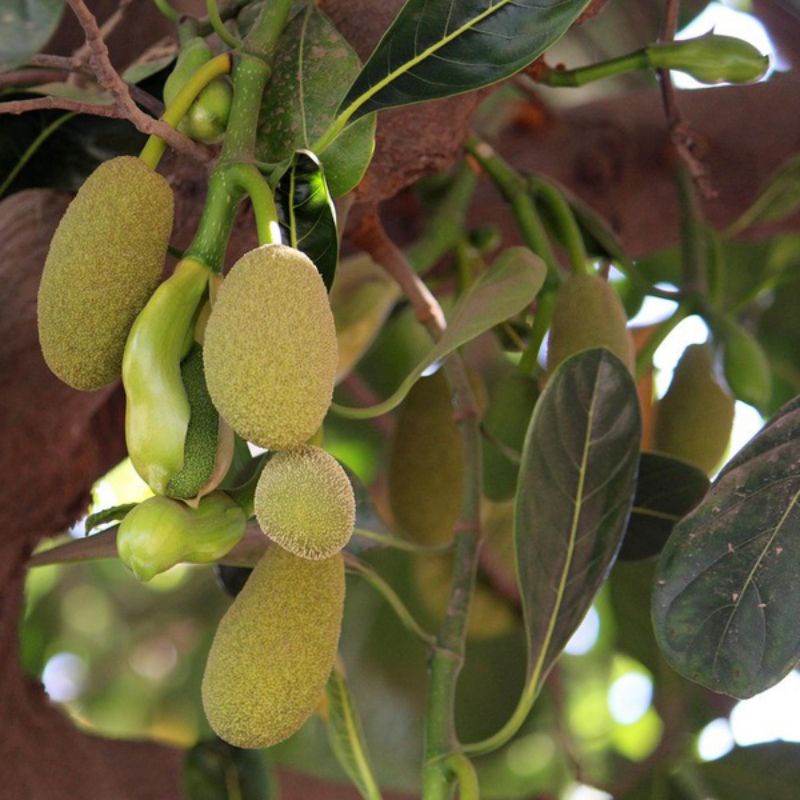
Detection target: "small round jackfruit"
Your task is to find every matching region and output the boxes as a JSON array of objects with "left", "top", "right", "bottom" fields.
[
  {"left": 203, "top": 244, "right": 338, "bottom": 449},
  {"left": 254, "top": 445, "right": 355, "bottom": 560},
  {"left": 166, "top": 345, "right": 220, "bottom": 498},
  {"left": 546, "top": 272, "right": 634, "bottom": 376},
  {"left": 654, "top": 343, "right": 735, "bottom": 474},
  {"left": 37, "top": 156, "right": 173, "bottom": 390},
  {"left": 201, "top": 546, "right": 345, "bottom": 749},
  {"left": 388, "top": 371, "right": 463, "bottom": 546}
]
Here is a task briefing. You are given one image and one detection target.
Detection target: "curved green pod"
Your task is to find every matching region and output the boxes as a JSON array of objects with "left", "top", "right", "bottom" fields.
[
  {"left": 123, "top": 257, "right": 209, "bottom": 494},
  {"left": 117, "top": 491, "right": 246, "bottom": 581},
  {"left": 37, "top": 156, "right": 173, "bottom": 390}
]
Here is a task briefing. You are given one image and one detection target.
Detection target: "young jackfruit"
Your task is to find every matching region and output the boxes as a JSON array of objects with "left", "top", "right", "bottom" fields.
[
  {"left": 166, "top": 345, "right": 220, "bottom": 498},
  {"left": 388, "top": 371, "right": 463, "bottom": 546},
  {"left": 254, "top": 446, "right": 355, "bottom": 560},
  {"left": 37, "top": 156, "right": 173, "bottom": 390},
  {"left": 201, "top": 546, "right": 345, "bottom": 749},
  {"left": 546, "top": 272, "right": 634, "bottom": 376},
  {"left": 203, "top": 244, "right": 338, "bottom": 450},
  {"left": 654, "top": 343, "right": 735, "bottom": 475}
]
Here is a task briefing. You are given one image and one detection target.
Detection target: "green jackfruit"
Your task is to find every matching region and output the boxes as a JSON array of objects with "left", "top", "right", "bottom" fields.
[
  {"left": 388, "top": 371, "right": 463, "bottom": 546},
  {"left": 166, "top": 345, "right": 220, "bottom": 498},
  {"left": 654, "top": 343, "right": 735, "bottom": 474},
  {"left": 202, "top": 546, "right": 345, "bottom": 748},
  {"left": 546, "top": 273, "right": 634, "bottom": 376},
  {"left": 37, "top": 156, "right": 173, "bottom": 390},
  {"left": 203, "top": 244, "right": 338, "bottom": 450},
  {"left": 254, "top": 445, "right": 355, "bottom": 560}
]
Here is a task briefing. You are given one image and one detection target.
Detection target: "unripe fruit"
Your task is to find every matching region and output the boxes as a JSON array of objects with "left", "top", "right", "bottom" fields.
[
  {"left": 482, "top": 371, "right": 539, "bottom": 501},
  {"left": 37, "top": 156, "right": 173, "bottom": 390},
  {"left": 117, "top": 491, "right": 246, "bottom": 581},
  {"left": 546, "top": 273, "right": 634, "bottom": 376},
  {"left": 719, "top": 319, "right": 772, "bottom": 410},
  {"left": 203, "top": 244, "right": 338, "bottom": 450},
  {"left": 388, "top": 371, "right": 463, "bottom": 546},
  {"left": 202, "top": 546, "right": 345, "bottom": 748},
  {"left": 184, "top": 79, "right": 232, "bottom": 144},
  {"left": 654, "top": 344, "right": 735, "bottom": 475},
  {"left": 166, "top": 345, "right": 220, "bottom": 498},
  {"left": 254, "top": 445, "right": 355, "bottom": 560}
]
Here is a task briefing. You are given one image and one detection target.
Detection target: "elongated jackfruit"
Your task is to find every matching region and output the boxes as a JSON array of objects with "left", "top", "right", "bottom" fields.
[
  {"left": 202, "top": 546, "right": 345, "bottom": 748},
  {"left": 255, "top": 446, "right": 355, "bottom": 560},
  {"left": 388, "top": 371, "right": 463, "bottom": 546},
  {"left": 166, "top": 345, "right": 220, "bottom": 498},
  {"left": 654, "top": 343, "right": 735, "bottom": 474},
  {"left": 546, "top": 273, "right": 634, "bottom": 376},
  {"left": 37, "top": 156, "right": 173, "bottom": 390},
  {"left": 203, "top": 244, "right": 338, "bottom": 450}
]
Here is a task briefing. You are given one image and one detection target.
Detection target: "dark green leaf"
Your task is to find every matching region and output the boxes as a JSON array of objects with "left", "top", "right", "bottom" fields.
[
  {"left": 0, "top": 0, "right": 65, "bottom": 72},
  {"left": 183, "top": 738, "right": 274, "bottom": 800},
  {"left": 619, "top": 452, "right": 709, "bottom": 561},
  {"left": 324, "top": 666, "right": 382, "bottom": 800},
  {"left": 257, "top": 5, "right": 375, "bottom": 197},
  {"left": 653, "top": 396, "right": 800, "bottom": 697},
  {"left": 339, "top": 0, "right": 592, "bottom": 118},
  {"left": 331, "top": 247, "right": 546, "bottom": 419},
  {"left": 275, "top": 149, "right": 339, "bottom": 291},
  {"left": 700, "top": 743, "right": 800, "bottom": 799},
  {"left": 728, "top": 154, "right": 800, "bottom": 236},
  {"left": 85, "top": 503, "right": 137, "bottom": 534},
  {"left": 516, "top": 348, "right": 641, "bottom": 696}
]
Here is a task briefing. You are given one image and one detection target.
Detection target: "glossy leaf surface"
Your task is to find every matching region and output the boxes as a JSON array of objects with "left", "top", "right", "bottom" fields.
[
  {"left": 516, "top": 348, "right": 641, "bottom": 697},
  {"left": 619, "top": 452, "right": 709, "bottom": 561},
  {"left": 275, "top": 150, "right": 338, "bottom": 291},
  {"left": 653, "top": 396, "right": 800, "bottom": 697},
  {"left": 340, "top": 0, "right": 591, "bottom": 118}
]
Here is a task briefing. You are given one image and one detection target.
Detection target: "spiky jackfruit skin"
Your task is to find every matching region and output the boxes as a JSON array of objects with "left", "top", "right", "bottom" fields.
[
  {"left": 546, "top": 273, "right": 634, "bottom": 376},
  {"left": 203, "top": 244, "right": 338, "bottom": 449},
  {"left": 654, "top": 344, "right": 735, "bottom": 474},
  {"left": 388, "top": 371, "right": 463, "bottom": 546},
  {"left": 167, "top": 345, "right": 219, "bottom": 498},
  {"left": 37, "top": 156, "right": 173, "bottom": 390},
  {"left": 201, "top": 546, "right": 345, "bottom": 749},
  {"left": 254, "top": 446, "right": 355, "bottom": 560}
]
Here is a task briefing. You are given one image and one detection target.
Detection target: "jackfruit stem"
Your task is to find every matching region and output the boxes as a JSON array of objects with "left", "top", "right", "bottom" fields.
[
  {"left": 226, "top": 163, "right": 281, "bottom": 245},
  {"left": 139, "top": 53, "right": 232, "bottom": 169},
  {"left": 206, "top": 0, "right": 241, "bottom": 49}
]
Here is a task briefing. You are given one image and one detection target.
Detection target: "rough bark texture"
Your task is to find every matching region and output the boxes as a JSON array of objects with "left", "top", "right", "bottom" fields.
[{"left": 1, "top": 0, "right": 799, "bottom": 798}]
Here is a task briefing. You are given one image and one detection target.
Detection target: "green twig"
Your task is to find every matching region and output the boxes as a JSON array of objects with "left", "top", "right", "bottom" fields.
[
  {"left": 226, "top": 163, "right": 281, "bottom": 245},
  {"left": 206, "top": 0, "right": 241, "bottom": 48},
  {"left": 537, "top": 50, "right": 649, "bottom": 87},
  {"left": 465, "top": 135, "right": 561, "bottom": 288},
  {"left": 0, "top": 112, "right": 75, "bottom": 198},
  {"left": 344, "top": 555, "right": 436, "bottom": 647},
  {"left": 529, "top": 176, "right": 588, "bottom": 275},
  {"left": 518, "top": 290, "right": 555, "bottom": 375},
  {"left": 353, "top": 528, "right": 454, "bottom": 555},
  {"left": 443, "top": 754, "right": 480, "bottom": 800},
  {"left": 152, "top": 0, "right": 179, "bottom": 23}
]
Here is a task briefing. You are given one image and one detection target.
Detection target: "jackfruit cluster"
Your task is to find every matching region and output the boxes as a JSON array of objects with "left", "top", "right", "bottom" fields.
[
  {"left": 37, "top": 156, "right": 173, "bottom": 390},
  {"left": 202, "top": 546, "right": 345, "bottom": 748},
  {"left": 203, "top": 244, "right": 338, "bottom": 450},
  {"left": 254, "top": 445, "right": 355, "bottom": 560}
]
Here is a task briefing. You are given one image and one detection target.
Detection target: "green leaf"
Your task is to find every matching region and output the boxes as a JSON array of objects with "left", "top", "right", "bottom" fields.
[
  {"left": 257, "top": 4, "right": 375, "bottom": 197},
  {"left": 183, "top": 738, "right": 274, "bottom": 800},
  {"left": 515, "top": 348, "right": 641, "bottom": 699},
  {"left": 324, "top": 666, "right": 383, "bottom": 800},
  {"left": 338, "top": 0, "right": 591, "bottom": 120},
  {"left": 728, "top": 154, "right": 800, "bottom": 236},
  {"left": 331, "top": 247, "right": 546, "bottom": 419},
  {"left": 653, "top": 396, "right": 800, "bottom": 697},
  {"left": 0, "top": 0, "right": 65, "bottom": 72},
  {"left": 618, "top": 452, "right": 709, "bottom": 561},
  {"left": 699, "top": 743, "right": 800, "bottom": 799},
  {"left": 122, "top": 54, "right": 176, "bottom": 85},
  {"left": 330, "top": 253, "right": 401, "bottom": 384},
  {"left": 275, "top": 149, "right": 339, "bottom": 291},
  {"left": 85, "top": 503, "right": 137, "bottom": 534}
]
